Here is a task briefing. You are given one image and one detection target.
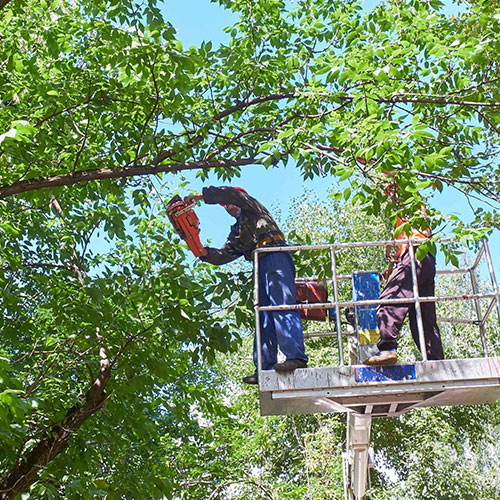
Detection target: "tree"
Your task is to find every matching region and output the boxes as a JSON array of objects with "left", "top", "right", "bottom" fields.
[{"left": 1, "top": 0, "right": 500, "bottom": 497}]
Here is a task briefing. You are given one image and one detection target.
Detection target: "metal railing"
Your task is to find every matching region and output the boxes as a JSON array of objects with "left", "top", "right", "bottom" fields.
[{"left": 253, "top": 238, "right": 500, "bottom": 373}]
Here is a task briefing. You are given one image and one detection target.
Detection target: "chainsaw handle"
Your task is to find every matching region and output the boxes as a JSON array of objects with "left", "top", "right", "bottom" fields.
[{"left": 184, "top": 194, "right": 203, "bottom": 205}]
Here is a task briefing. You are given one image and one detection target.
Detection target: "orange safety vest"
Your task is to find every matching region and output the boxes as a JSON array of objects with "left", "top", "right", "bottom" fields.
[
  {"left": 392, "top": 215, "right": 431, "bottom": 260},
  {"left": 384, "top": 182, "right": 431, "bottom": 260}
]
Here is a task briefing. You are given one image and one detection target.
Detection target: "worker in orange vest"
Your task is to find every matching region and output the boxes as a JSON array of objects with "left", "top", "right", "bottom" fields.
[{"left": 364, "top": 178, "right": 444, "bottom": 366}]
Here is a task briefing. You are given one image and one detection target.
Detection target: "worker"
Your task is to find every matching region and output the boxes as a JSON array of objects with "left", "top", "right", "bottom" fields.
[
  {"left": 184, "top": 186, "right": 308, "bottom": 384},
  {"left": 364, "top": 177, "right": 444, "bottom": 366}
]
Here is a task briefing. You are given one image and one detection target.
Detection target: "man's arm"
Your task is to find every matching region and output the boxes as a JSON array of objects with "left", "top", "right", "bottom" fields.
[
  {"left": 200, "top": 224, "right": 243, "bottom": 265},
  {"left": 201, "top": 186, "right": 260, "bottom": 212},
  {"left": 184, "top": 194, "right": 203, "bottom": 205},
  {"left": 200, "top": 243, "right": 241, "bottom": 266},
  {"left": 183, "top": 190, "right": 243, "bottom": 265}
]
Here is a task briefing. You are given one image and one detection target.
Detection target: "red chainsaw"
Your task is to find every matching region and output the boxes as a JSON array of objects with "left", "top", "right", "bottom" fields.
[{"left": 166, "top": 195, "right": 205, "bottom": 257}]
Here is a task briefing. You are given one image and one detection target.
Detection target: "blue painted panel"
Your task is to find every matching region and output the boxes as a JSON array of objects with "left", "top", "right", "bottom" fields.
[
  {"left": 355, "top": 365, "right": 416, "bottom": 383},
  {"left": 352, "top": 272, "right": 380, "bottom": 331}
]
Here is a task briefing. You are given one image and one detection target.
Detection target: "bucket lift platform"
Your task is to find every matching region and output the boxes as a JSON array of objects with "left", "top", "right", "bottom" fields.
[
  {"left": 259, "top": 357, "right": 500, "bottom": 417},
  {"left": 253, "top": 238, "right": 500, "bottom": 500},
  {"left": 255, "top": 238, "right": 500, "bottom": 419}
]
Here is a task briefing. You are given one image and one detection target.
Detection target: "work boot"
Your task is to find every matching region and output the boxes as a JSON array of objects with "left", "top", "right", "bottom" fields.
[
  {"left": 363, "top": 350, "right": 398, "bottom": 366},
  {"left": 274, "top": 358, "right": 307, "bottom": 374},
  {"left": 242, "top": 372, "right": 258, "bottom": 385}
]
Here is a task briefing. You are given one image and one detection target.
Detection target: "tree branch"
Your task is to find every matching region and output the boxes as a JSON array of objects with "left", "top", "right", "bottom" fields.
[
  {"left": 384, "top": 94, "right": 500, "bottom": 107},
  {"left": 0, "top": 158, "right": 259, "bottom": 199},
  {"left": 49, "top": 196, "right": 85, "bottom": 286},
  {"left": 1, "top": 86, "right": 498, "bottom": 200}
]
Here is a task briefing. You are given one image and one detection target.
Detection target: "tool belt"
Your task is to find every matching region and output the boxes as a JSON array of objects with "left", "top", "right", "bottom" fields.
[{"left": 255, "top": 234, "right": 285, "bottom": 249}]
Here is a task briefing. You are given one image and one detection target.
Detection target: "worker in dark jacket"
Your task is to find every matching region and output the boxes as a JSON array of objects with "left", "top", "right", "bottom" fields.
[{"left": 185, "top": 186, "right": 308, "bottom": 384}]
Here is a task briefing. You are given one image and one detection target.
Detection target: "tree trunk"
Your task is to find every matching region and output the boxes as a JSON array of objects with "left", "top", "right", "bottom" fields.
[
  {"left": 0, "top": 0, "right": 13, "bottom": 10},
  {"left": 0, "top": 348, "right": 111, "bottom": 500}
]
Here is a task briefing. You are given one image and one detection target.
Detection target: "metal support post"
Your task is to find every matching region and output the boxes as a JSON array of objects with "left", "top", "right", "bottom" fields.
[
  {"left": 330, "top": 247, "right": 344, "bottom": 365},
  {"left": 469, "top": 267, "right": 488, "bottom": 357},
  {"left": 408, "top": 241, "right": 428, "bottom": 361},
  {"left": 345, "top": 413, "right": 372, "bottom": 500},
  {"left": 482, "top": 239, "right": 500, "bottom": 327}
]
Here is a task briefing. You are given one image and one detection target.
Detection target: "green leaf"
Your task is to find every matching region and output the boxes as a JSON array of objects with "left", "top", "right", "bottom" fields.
[{"left": 338, "top": 169, "right": 353, "bottom": 181}]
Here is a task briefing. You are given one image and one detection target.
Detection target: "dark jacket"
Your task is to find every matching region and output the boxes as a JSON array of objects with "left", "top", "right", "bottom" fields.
[{"left": 200, "top": 186, "right": 285, "bottom": 265}]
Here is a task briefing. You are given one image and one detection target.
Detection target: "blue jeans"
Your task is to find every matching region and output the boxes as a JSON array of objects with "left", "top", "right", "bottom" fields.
[{"left": 254, "top": 251, "right": 308, "bottom": 370}]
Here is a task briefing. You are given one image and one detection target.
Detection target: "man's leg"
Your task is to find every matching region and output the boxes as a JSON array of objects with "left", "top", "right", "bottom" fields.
[
  {"left": 408, "top": 254, "right": 444, "bottom": 360},
  {"left": 364, "top": 254, "right": 414, "bottom": 366},
  {"left": 376, "top": 255, "right": 414, "bottom": 352},
  {"left": 253, "top": 257, "right": 278, "bottom": 371},
  {"left": 264, "top": 252, "right": 308, "bottom": 367}
]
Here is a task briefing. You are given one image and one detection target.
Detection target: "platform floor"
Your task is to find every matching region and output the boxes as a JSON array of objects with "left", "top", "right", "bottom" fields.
[{"left": 259, "top": 357, "right": 500, "bottom": 417}]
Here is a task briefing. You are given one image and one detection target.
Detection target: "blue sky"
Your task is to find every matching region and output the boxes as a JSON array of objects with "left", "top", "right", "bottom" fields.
[{"left": 161, "top": 0, "right": 500, "bottom": 273}]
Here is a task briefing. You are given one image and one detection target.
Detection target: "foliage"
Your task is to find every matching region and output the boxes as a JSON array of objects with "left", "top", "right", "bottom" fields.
[
  {"left": 0, "top": 187, "right": 249, "bottom": 497},
  {"left": 162, "top": 339, "right": 346, "bottom": 500},
  {"left": 0, "top": 0, "right": 499, "bottom": 237},
  {"left": 0, "top": 0, "right": 500, "bottom": 498},
  {"left": 286, "top": 188, "right": 390, "bottom": 278}
]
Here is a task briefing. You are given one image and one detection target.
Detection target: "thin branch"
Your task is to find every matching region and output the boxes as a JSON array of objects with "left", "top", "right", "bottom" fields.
[
  {"left": 301, "top": 142, "right": 349, "bottom": 166},
  {"left": 71, "top": 109, "right": 91, "bottom": 174},
  {"left": 476, "top": 108, "right": 500, "bottom": 136},
  {"left": 385, "top": 94, "right": 500, "bottom": 107},
  {"left": 35, "top": 96, "right": 139, "bottom": 128},
  {"left": 414, "top": 170, "right": 500, "bottom": 209},
  {"left": 49, "top": 196, "right": 85, "bottom": 286},
  {"left": 133, "top": 29, "right": 162, "bottom": 165},
  {"left": 447, "top": 76, "right": 500, "bottom": 96},
  {"left": 204, "top": 127, "right": 273, "bottom": 161}
]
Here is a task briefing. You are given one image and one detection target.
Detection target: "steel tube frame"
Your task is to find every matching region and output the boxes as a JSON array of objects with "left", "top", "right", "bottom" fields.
[
  {"left": 483, "top": 239, "right": 500, "bottom": 328},
  {"left": 437, "top": 316, "right": 481, "bottom": 326},
  {"left": 330, "top": 247, "right": 344, "bottom": 365},
  {"left": 257, "top": 292, "right": 500, "bottom": 312},
  {"left": 469, "top": 267, "right": 488, "bottom": 356},
  {"left": 253, "top": 251, "right": 263, "bottom": 387},
  {"left": 254, "top": 237, "right": 454, "bottom": 254},
  {"left": 471, "top": 243, "right": 486, "bottom": 272},
  {"left": 481, "top": 299, "right": 498, "bottom": 329},
  {"left": 253, "top": 238, "right": 500, "bottom": 368}
]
